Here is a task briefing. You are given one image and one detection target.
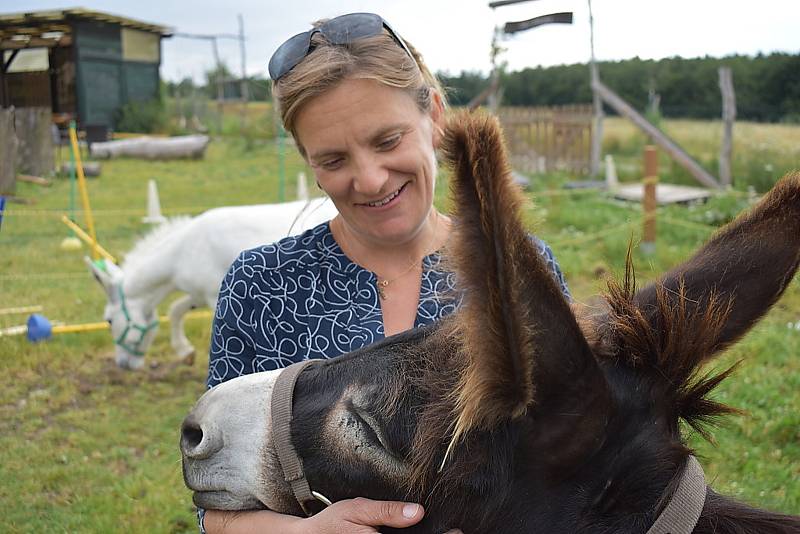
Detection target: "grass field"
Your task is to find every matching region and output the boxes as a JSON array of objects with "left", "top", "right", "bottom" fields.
[{"left": 1, "top": 117, "right": 798, "bottom": 532}]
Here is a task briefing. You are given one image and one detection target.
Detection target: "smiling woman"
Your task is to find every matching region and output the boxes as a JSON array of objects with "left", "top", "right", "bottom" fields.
[{"left": 197, "top": 11, "right": 570, "bottom": 534}]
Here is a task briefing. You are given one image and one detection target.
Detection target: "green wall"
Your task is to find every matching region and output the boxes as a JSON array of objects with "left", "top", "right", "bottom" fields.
[{"left": 73, "top": 19, "right": 161, "bottom": 128}]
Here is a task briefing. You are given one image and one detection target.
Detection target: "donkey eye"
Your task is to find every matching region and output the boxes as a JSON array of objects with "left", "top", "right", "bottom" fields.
[{"left": 350, "top": 404, "right": 395, "bottom": 455}]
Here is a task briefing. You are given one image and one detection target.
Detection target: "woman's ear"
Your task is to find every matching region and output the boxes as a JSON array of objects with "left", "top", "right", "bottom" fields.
[{"left": 430, "top": 89, "right": 446, "bottom": 148}]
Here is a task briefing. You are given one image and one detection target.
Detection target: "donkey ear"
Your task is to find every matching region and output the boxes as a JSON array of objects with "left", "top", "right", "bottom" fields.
[
  {"left": 630, "top": 172, "right": 800, "bottom": 371},
  {"left": 442, "top": 111, "right": 609, "bottom": 444},
  {"left": 85, "top": 257, "right": 120, "bottom": 296}
]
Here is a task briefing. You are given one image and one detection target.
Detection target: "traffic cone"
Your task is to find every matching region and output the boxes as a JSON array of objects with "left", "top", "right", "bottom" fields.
[
  {"left": 297, "top": 171, "right": 309, "bottom": 201},
  {"left": 143, "top": 179, "right": 167, "bottom": 224}
]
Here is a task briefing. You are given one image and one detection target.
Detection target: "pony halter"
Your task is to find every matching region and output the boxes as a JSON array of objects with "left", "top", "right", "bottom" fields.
[{"left": 114, "top": 285, "right": 159, "bottom": 357}]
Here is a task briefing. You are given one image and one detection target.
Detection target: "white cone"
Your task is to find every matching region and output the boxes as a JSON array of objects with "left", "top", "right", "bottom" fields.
[
  {"left": 605, "top": 154, "right": 619, "bottom": 190},
  {"left": 143, "top": 179, "right": 167, "bottom": 224},
  {"left": 297, "top": 171, "right": 309, "bottom": 201}
]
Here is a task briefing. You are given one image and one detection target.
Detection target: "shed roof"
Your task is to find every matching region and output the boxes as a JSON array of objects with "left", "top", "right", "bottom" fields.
[{"left": 0, "top": 7, "right": 173, "bottom": 51}]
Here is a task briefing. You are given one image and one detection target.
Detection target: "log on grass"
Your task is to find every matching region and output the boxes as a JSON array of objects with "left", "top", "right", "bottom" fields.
[{"left": 89, "top": 135, "right": 211, "bottom": 160}]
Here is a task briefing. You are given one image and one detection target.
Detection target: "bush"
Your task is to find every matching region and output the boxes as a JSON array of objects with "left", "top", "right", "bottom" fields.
[{"left": 115, "top": 99, "right": 168, "bottom": 134}]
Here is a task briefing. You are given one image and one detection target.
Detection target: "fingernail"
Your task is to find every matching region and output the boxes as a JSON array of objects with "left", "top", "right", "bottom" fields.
[{"left": 402, "top": 503, "right": 420, "bottom": 518}]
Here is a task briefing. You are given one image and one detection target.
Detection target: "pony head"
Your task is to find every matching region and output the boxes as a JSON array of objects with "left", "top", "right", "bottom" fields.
[{"left": 86, "top": 257, "right": 159, "bottom": 370}]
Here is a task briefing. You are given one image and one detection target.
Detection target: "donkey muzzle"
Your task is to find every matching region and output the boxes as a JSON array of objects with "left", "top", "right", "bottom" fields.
[{"left": 179, "top": 370, "right": 284, "bottom": 510}]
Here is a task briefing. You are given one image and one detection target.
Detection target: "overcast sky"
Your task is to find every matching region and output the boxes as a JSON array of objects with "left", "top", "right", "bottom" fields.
[{"left": 6, "top": 0, "right": 800, "bottom": 81}]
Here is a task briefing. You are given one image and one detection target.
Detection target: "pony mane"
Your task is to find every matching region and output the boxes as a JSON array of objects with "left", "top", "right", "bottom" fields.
[{"left": 122, "top": 216, "right": 192, "bottom": 270}]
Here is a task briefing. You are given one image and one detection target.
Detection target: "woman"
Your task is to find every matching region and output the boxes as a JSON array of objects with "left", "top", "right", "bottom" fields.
[{"left": 202, "top": 12, "right": 570, "bottom": 533}]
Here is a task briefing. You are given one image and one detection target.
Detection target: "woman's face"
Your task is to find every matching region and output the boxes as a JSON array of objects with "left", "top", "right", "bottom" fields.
[{"left": 294, "top": 78, "right": 444, "bottom": 246}]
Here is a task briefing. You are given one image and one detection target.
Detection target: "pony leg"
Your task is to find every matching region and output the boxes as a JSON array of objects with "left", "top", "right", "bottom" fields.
[{"left": 169, "top": 294, "right": 197, "bottom": 365}]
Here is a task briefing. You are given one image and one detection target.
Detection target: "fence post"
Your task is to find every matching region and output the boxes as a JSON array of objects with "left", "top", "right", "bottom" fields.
[
  {"left": 718, "top": 66, "right": 736, "bottom": 188},
  {"left": 14, "top": 107, "right": 54, "bottom": 177},
  {"left": 642, "top": 145, "right": 658, "bottom": 255},
  {"left": 0, "top": 107, "right": 17, "bottom": 195}
]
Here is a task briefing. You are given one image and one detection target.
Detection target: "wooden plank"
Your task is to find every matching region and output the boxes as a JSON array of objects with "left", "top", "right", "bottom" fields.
[
  {"left": 593, "top": 80, "right": 720, "bottom": 189},
  {"left": 613, "top": 183, "right": 712, "bottom": 205},
  {"left": 504, "top": 12, "right": 573, "bottom": 34},
  {"left": 14, "top": 107, "right": 54, "bottom": 177},
  {"left": 18, "top": 174, "right": 52, "bottom": 186},
  {"left": 0, "top": 108, "right": 17, "bottom": 193}
]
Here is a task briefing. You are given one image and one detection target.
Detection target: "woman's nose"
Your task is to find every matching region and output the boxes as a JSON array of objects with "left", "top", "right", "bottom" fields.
[{"left": 351, "top": 156, "right": 389, "bottom": 196}]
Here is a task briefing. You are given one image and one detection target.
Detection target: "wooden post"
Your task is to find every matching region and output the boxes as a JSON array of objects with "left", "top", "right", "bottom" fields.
[
  {"left": 587, "top": 0, "right": 603, "bottom": 178},
  {"left": 14, "top": 107, "right": 55, "bottom": 177},
  {"left": 642, "top": 145, "right": 658, "bottom": 255},
  {"left": 0, "top": 108, "right": 17, "bottom": 194},
  {"left": 719, "top": 66, "right": 736, "bottom": 188},
  {"left": 238, "top": 14, "right": 249, "bottom": 129},
  {"left": 211, "top": 37, "right": 224, "bottom": 133}
]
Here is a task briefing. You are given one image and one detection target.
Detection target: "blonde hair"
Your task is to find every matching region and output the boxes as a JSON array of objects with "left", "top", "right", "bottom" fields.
[{"left": 272, "top": 24, "right": 446, "bottom": 149}]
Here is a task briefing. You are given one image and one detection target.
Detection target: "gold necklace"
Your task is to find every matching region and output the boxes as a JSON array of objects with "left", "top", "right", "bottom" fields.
[{"left": 334, "top": 214, "right": 440, "bottom": 301}]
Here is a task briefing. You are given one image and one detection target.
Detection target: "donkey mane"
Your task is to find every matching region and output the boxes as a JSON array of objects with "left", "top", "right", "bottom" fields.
[
  {"left": 122, "top": 216, "right": 192, "bottom": 270},
  {"left": 599, "top": 256, "right": 739, "bottom": 439}
]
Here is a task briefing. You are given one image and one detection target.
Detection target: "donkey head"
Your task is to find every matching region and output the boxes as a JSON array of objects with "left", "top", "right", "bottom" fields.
[
  {"left": 87, "top": 258, "right": 159, "bottom": 370},
  {"left": 180, "top": 112, "right": 800, "bottom": 533}
]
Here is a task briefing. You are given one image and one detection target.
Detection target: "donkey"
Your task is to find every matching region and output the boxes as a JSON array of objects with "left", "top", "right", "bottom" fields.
[
  {"left": 180, "top": 112, "right": 800, "bottom": 533},
  {"left": 88, "top": 197, "right": 337, "bottom": 369}
]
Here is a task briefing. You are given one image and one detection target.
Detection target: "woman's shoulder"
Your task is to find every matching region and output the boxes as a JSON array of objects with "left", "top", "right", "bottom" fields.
[
  {"left": 239, "top": 221, "right": 334, "bottom": 266},
  {"left": 226, "top": 221, "right": 347, "bottom": 283}
]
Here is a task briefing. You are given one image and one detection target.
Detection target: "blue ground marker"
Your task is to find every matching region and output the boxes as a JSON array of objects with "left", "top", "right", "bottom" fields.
[{"left": 0, "top": 196, "right": 6, "bottom": 233}]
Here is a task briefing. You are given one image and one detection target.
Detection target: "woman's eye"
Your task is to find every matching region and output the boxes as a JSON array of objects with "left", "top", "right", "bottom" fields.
[
  {"left": 320, "top": 158, "right": 344, "bottom": 170},
  {"left": 377, "top": 135, "right": 401, "bottom": 151}
]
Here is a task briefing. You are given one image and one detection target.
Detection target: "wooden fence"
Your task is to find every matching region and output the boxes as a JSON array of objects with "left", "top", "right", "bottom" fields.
[{"left": 497, "top": 104, "right": 593, "bottom": 175}]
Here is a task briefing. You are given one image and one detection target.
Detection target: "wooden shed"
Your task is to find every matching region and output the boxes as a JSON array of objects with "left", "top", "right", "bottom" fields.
[{"left": 0, "top": 8, "right": 172, "bottom": 129}]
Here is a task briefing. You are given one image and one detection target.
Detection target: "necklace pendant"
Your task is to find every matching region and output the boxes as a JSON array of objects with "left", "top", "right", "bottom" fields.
[{"left": 377, "top": 279, "right": 389, "bottom": 300}]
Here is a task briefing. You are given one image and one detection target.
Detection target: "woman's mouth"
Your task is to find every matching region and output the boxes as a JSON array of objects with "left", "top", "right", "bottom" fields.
[{"left": 362, "top": 183, "right": 408, "bottom": 208}]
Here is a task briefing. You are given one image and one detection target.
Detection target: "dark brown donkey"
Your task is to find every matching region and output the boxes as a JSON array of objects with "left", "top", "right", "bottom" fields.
[{"left": 181, "top": 111, "right": 800, "bottom": 533}]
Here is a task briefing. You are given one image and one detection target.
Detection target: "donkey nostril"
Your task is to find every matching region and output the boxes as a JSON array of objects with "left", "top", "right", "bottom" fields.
[
  {"left": 181, "top": 416, "right": 223, "bottom": 459},
  {"left": 182, "top": 420, "right": 204, "bottom": 450}
]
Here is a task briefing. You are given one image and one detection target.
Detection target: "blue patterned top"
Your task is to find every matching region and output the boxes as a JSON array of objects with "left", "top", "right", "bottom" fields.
[{"left": 206, "top": 221, "right": 570, "bottom": 389}]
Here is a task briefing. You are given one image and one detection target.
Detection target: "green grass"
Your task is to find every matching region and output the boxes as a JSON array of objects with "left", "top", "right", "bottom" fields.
[
  {"left": 603, "top": 117, "right": 800, "bottom": 192},
  {"left": 1, "top": 120, "right": 799, "bottom": 532}
]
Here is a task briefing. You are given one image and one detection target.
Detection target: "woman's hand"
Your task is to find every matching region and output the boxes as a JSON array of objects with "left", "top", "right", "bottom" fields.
[
  {"left": 203, "top": 498, "right": 432, "bottom": 533},
  {"left": 297, "top": 497, "right": 425, "bottom": 533}
]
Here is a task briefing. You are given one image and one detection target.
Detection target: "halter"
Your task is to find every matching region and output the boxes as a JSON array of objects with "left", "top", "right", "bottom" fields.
[
  {"left": 270, "top": 358, "right": 708, "bottom": 528},
  {"left": 270, "top": 359, "right": 332, "bottom": 516},
  {"left": 646, "top": 455, "right": 707, "bottom": 534},
  {"left": 114, "top": 285, "right": 159, "bottom": 357}
]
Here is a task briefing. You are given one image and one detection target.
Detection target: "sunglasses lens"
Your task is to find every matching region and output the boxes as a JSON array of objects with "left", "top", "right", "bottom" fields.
[
  {"left": 268, "top": 13, "right": 413, "bottom": 81},
  {"left": 323, "top": 13, "right": 383, "bottom": 44},
  {"left": 268, "top": 31, "right": 312, "bottom": 80}
]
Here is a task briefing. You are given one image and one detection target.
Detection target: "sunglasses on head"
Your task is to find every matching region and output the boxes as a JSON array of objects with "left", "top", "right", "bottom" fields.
[{"left": 268, "top": 12, "right": 415, "bottom": 81}]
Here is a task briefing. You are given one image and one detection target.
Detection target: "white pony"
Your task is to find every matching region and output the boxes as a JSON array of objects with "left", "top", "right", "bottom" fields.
[{"left": 87, "top": 197, "right": 338, "bottom": 370}]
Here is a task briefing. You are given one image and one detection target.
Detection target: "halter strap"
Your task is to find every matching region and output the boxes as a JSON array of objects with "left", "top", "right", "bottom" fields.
[
  {"left": 646, "top": 455, "right": 707, "bottom": 534},
  {"left": 114, "top": 285, "right": 159, "bottom": 356},
  {"left": 270, "top": 359, "right": 330, "bottom": 516}
]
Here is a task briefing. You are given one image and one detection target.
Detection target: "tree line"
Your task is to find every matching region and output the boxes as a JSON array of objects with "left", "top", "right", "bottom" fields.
[
  {"left": 163, "top": 52, "right": 799, "bottom": 123},
  {"left": 438, "top": 52, "right": 800, "bottom": 123}
]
